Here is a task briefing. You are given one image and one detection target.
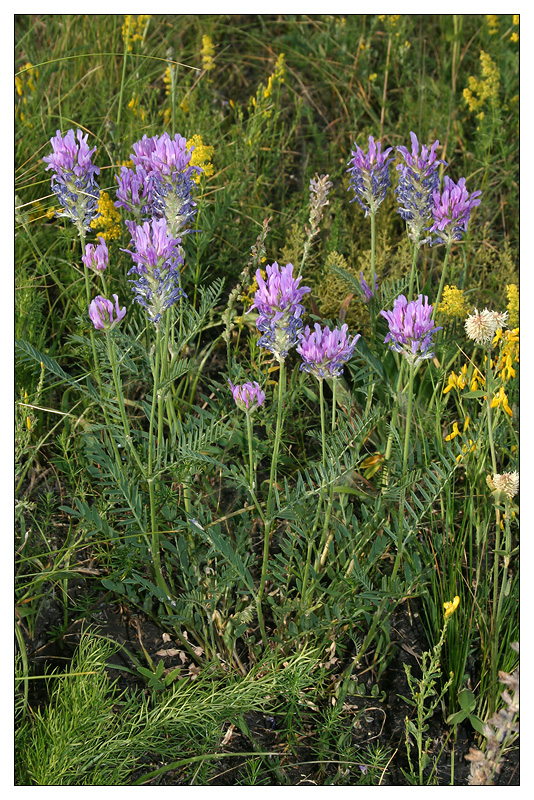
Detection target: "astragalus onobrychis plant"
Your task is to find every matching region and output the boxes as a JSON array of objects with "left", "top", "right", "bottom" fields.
[{"left": 17, "top": 104, "right": 518, "bottom": 784}]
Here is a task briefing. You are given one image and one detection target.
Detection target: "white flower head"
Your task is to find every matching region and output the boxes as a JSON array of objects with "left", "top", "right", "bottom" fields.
[
  {"left": 490, "top": 471, "right": 519, "bottom": 500},
  {"left": 465, "top": 308, "right": 508, "bottom": 346}
]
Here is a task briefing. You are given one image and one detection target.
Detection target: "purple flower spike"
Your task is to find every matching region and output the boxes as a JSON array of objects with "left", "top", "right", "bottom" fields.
[
  {"left": 297, "top": 323, "right": 360, "bottom": 380},
  {"left": 249, "top": 262, "right": 311, "bottom": 361},
  {"left": 123, "top": 217, "right": 186, "bottom": 324},
  {"left": 228, "top": 379, "right": 266, "bottom": 413},
  {"left": 43, "top": 129, "right": 100, "bottom": 236},
  {"left": 360, "top": 271, "right": 378, "bottom": 301},
  {"left": 429, "top": 176, "right": 482, "bottom": 247},
  {"left": 124, "top": 217, "right": 182, "bottom": 274},
  {"left": 125, "top": 132, "right": 200, "bottom": 236},
  {"left": 380, "top": 294, "right": 442, "bottom": 366},
  {"left": 347, "top": 135, "right": 395, "bottom": 216},
  {"left": 82, "top": 236, "right": 109, "bottom": 273},
  {"left": 396, "top": 132, "right": 447, "bottom": 245},
  {"left": 89, "top": 294, "right": 126, "bottom": 332}
]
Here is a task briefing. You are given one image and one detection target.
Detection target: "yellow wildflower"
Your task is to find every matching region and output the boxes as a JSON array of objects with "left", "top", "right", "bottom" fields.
[
  {"left": 486, "top": 15, "right": 499, "bottom": 35},
  {"left": 463, "top": 51, "right": 500, "bottom": 114},
  {"left": 510, "top": 32, "right": 519, "bottom": 42},
  {"left": 369, "top": 73, "right": 377, "bottom": 82},
  {"left": 122, "top": 15, "right": 151, "bottom": 52},
  {"left": 491, "top": 386, "right": 513, "bottom": 417},
  {"left": 90, "top": 192, "right": 122, "bottom": 241},
  {"left": 494, "top": 327, "right": 519, "bottom": 383},
  {"left": 443, "top": 363, "right": 482, "bottom": 394},
  {"left": 438, "top": 285, "right": 470, "bottom": 320},
  {"left": 456, "top": 439, "right": 476, "bottom": 463},
  {"left": 263, "top": 53, "right": 286, "bottom": 99},
  {"left": 186, "top": 134, "right": 214, "bottom": 184},
  {"left": 127, "top": 93, "right": 146, "bottom": 121},
  {"left": 443, "top": 596, "right": 460, "bottom": 619},
  {"left": 201, "top": 35, "right": 215, "bottom": 73},
  {"left": 445, "top": 422, "right": 460, "bottom": 441},
  {"left": 513, "top": 14, "right": 519, "bottom": 25}
]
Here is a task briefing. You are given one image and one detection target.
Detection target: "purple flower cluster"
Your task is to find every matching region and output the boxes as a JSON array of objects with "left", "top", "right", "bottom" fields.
[
  {"left": 89, "top": 294, "right": 126, "bottom": 332},
  {"left": 429, "top": 176, "right": 482, "bottom": 246},
  {"left": 296, "top": 323, "right": 360, "bottom": 380},
  {"left": 380, "top": 294, "right": 442, "bottom": 366},
  {"left": 82, "top": 236, "right": 109, "bottom": 273},
  {"left": 347, "top": 135, "right": 395, "bottom": 216},
  {"left": 249, "top": 262, "right": 310, "bottom": 361},
  {"left": 123, "top": 217, "right": 186, "bottom": 324},
  {"left": 228, "top": 379, "right": 266, "bottom": 412},
  {"left": 43, "top": 129, "right": 100, "bottom": 236},
  {"left": 396, "top": 132, "right": 446, "bottom": 246},
  {"left": 115, "top": 132, "right": 200, "bottom": 236}
]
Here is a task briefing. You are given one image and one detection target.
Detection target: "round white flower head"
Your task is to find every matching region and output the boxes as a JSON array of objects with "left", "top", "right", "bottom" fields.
[
  {"left": 491, "top": 471, "right": 519, "bottom": 500},
  {"left": 465, "top": 308, "right": 508, "bottom": 347}
]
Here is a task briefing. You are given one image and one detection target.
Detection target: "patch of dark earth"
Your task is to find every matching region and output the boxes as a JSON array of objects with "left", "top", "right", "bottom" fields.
[{"left": 17, "top": 588, "right": 518, "bottom": 786}]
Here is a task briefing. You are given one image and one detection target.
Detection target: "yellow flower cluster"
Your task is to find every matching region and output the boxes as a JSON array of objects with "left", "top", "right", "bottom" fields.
[
  {"left": 186, "top": 134, "right": 214, "bottom": 184},
  {"left": 128, "top": 93, "right": 147, "bottom": 121},
  {"left": 90, "top": 192, "right": 122, "bottom": 241},
  {"left": 445, "top": 415, "right": 470, "bottom": 441},
  {"left": 15, "top": 62, "right": 39, "bottom": 124},
  {"left": 443, "top": 363, "right": 484, "bottom": 395},
  {"left": 262, "top": 53, "right": 286, "bottom": 100},
  {"left": 486, "top": 14, "right": 499, "bottom": 35},
  {"left": 248, "top": 53, "right": 286, "bottom": 131},
  {"left": 510, "top": 14, "right": 519, "bottom": 42},
  {"left": 201, "top": 35, "right": 215, "bottom": 73},
  {"left": 122, "top": 15, "right": 151, "bottom": 51},
  {"left": 506, "top": 284, "right": 519, "bottom": 327},
  {"left": 378, "top": 14, "right": 401, "bottom": 27},
  {"left": 438, "top": 285, "right": 470, "bottom": 320},
  {"left": 463, "top": 51, "right": 500, "bottom": 115},
  {"left": 493, "top": 327, "right": 519, "bottom": 383},
  {"left": 491, "top": 386, "right": 513, "bottom": 417}
]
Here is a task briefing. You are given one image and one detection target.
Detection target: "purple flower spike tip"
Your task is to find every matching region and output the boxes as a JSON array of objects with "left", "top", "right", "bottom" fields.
[
  {"left": 346, "top": 134, "right": 395, "bottom": 217},
  {"left": 228, "top": 379, "right": 266, "bottom": 412},
  {"left": 43, "top": 128, "right": 100, "bottom": 236},
  {"left": 296, "top": 323, "right": 360, "bottom": 380},
  {"left": 249, "top": 262, "right": 311, "bottom": 361},
  {"left": 380, "top": 294, "right": 441, "bottom": 366},
  {"left": 429, "top": 176, "right": 482, "bottom": 247}
]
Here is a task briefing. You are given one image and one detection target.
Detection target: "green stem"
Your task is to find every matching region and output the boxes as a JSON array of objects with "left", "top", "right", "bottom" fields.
[
  {"left": 245, "top": 410, "right": 255, "bottom": 490},
  {"left": 106, "top": 334, "right": 146, "bottom": 477},
  {"left": 148, "top": 325, "right": 168, "bottom": 598},
  {"left": 392, "top": 359, "right": 416, "bottom": 582},
  {"left": 256, "top": 359, "right": 286, "bottom": 647},
  {"left": 432, "top": 242, "right": 452, "bottom": 323},
  {"left": 407, "top": 240, "right": 419, "bottom": 303}
]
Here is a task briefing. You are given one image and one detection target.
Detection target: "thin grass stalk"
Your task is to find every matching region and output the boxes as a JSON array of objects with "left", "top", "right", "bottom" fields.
[{"left": 115, "top": 17, "right": 131, "bottom": 144}]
